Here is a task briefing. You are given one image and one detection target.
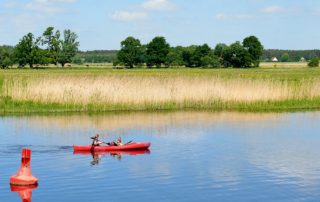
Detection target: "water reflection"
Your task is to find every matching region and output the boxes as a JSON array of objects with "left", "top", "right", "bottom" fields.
[
  {"left": 13, "top": 111, "right": 283, "bottom": 131},
  {"left": 2, "top": 111, "right": 320, "bottom": 201},
  {"left": 1, "top": 111, "right": 284, "bottom": 144},
  {"left": 10, "top": 185, "right": 38, "bottom": 202},
  {"left": 74, "top": 150, "right": 151, "bottom": 165}
]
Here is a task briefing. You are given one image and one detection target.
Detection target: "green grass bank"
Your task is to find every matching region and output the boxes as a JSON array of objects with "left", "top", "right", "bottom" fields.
[{"left": 1, "top": 67, "right": 320, "bottom": 114}]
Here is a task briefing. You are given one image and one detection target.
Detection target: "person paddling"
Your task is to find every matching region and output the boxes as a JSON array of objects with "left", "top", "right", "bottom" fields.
[
  {"left": 115, "top": 137, "right": 123, "bottom": 146},
  {"left": 108, "top": 137, "right": 123, "bottom": 146},
  {"left": 91, "top": 134, "right": 103, "bottom": 146}
]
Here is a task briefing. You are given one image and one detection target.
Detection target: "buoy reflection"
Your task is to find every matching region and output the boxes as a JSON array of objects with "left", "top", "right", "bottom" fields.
[{"left": 10, "top": 184, "right": 38, "bottom": 202}]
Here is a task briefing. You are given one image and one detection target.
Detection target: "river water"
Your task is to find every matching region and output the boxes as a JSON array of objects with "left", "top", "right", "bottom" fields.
[{"left": 1, "top": 111, "right": 320, "bottom": 202}]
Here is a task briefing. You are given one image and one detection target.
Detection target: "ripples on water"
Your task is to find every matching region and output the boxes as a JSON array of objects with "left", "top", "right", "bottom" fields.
[{"left": 1, "top": 112, "right": 320, "bottom": 201}]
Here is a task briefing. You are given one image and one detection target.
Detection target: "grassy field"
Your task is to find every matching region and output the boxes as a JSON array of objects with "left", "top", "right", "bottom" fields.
[
  {"left": 1, "top": 65, "right": 320, "bottom": 114},
  {"left": 260, "top": 62, "right": 308, "bottom": 68}
]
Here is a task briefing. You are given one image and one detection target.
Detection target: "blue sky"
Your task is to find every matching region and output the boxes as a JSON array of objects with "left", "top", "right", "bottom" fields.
[{"left": 0, "top": 0, "right": 319, "bottom": 50}]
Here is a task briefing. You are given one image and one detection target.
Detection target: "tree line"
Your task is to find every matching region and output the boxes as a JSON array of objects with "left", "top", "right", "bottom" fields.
[
  {"left": 1, "top": 30, "right": 320, "bottom": 69},
  {"left": 114, "top": 36, "right": 264, "bottom": 68},
  {"left": 0, "top": 27, "right": 79, "bottom": 68},
  {"left": 74, "top": 49, "right": 320, "bottom": 65},
  {"left": 262, "top": 49, "right": 320, "bottom": 62}
]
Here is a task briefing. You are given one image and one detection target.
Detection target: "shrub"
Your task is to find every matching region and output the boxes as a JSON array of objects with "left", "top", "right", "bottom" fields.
[{"left": 308, "top": 58, "right": 319, "bottom": 67}]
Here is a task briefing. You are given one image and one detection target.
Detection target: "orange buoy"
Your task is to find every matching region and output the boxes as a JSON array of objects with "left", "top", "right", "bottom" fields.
[
  {"left": 10, "top": 184, "right": 38, "bottom": 202},
  {"left": 10, "top": 148, "right": 38, "bottom": 186}
]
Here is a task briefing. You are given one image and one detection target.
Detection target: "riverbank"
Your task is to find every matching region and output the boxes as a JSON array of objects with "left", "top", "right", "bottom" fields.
[{"left": 1, "top": 67, "right": 320, "bottom": 114}]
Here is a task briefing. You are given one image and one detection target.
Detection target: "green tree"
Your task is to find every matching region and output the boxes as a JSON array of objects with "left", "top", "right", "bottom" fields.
[
  {"left": 214, "top": 43, "right": 228, "bottom": 58},
  {"left": 38, "top": 49, "right": 52, "bottom": 66},
  {"left": 182, "top": 45, "right": 197, "bottom": 67},
  {"left": 0, "top": 46, "right": 14, "bottom": 54},
  {"left": 281, "top": 53, "right": 290, "bottom": 62},
  {"left": 308, "top": 58, "right": 319, "bottom": 67},
  {"left": 165, "top": 46, "right": 185, "bottom": 67},
  {"left": 57, "top": 29, "right": 80, "bottom": 67},
  {"left": 192, "top": 44, "right": 212, "bottom": 67},
  {"left": 146, "top": 36, "right": 170, "bottom": 68},
  {"left": 14, "top": 33, "right": 42, "bottom": 68},
  {"left": 223, "top": 41, "right": 252, "bottom": 68},
  {"left": 243, "top": 36, "right": 264, "bottom": 67},
  {"left": 42, "top": 27, "right": 61, "bottom": 65},
  {"left": 214, "top": 43, "right": 228, "bottom": 67},
  {"left": 117, "top": 37, "right": 143, "bottom": 68},
  {"left": 0, "top": 48, "right": 13, "bottom": 68},
  {"left": 201, "top": 53, "right": 221, "bottom": 68},
  {"left": 182, "top": 44, "right": 215, "bottom": 67}
]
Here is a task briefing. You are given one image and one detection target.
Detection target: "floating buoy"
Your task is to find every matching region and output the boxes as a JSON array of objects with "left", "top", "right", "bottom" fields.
[
  {"left": 10, "top": 148, "right": 38, "bottom": 186},
  {"left": 10, "top": 184, "right": 38, "bottom": 202}
]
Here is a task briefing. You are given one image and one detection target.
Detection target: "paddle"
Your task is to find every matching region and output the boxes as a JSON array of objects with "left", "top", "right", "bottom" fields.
[
  {"left": 125, "top": 140, "right": 133, "bottom": 145},
  {"left": 104, "top": 141, "right": 112, "bottom": 146}
]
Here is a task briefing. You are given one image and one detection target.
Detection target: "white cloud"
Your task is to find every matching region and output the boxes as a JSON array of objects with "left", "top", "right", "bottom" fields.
[
  {"left": 112, "top": 11, "right": 148, "bottom": 22},
  {"left": 215, "top": 13, "right": 254, "bottom": 21},
  {"left": 111, "top": 0, "right": 176, "bottom": 22},
  {"left": 260, "top": 6, "right": 283, "bottom": 14},
  {"left": 142, "top": 0, "right": 176, "bottom": 11},
  {"left": 26, "top": 0, "right": 78, "bottom": 14}
]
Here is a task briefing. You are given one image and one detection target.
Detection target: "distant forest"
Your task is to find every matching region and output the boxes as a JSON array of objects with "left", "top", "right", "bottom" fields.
[
  {"left": 73, "top": 50, "right": 117, "bottom": 64},
  {"left": 74, "top": 49, "right": 320, "bottom": 64},
  {"left": 261, "top": 49, "right": 320, "bottom": 62}
]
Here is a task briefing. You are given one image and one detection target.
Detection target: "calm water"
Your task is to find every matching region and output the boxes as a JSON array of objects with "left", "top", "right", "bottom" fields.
[{"left": 1, "top": 111, "right": 320, "bottom": 202}]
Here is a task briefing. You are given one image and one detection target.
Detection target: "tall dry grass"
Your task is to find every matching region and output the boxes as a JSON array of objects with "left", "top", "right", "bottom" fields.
[{"left": 3, "top": 74, "right": 320, "bottom": 108}]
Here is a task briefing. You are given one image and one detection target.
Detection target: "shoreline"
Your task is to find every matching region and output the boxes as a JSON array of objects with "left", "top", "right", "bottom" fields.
[{"left": 1, "top": 98, "right": 320, "bottom": 115}]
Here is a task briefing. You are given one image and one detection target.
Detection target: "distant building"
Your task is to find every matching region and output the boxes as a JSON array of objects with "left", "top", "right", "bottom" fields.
[{"left": 271, "top": 57, "right": 278, "bottom": 62}]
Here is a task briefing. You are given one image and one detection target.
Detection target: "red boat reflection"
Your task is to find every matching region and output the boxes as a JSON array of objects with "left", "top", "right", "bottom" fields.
[
  {"left": 10, "top": 184, "right": 38, "bottom": 202},
  {"left": 74, "top": 149, "right": 150, "bottom": 165}
]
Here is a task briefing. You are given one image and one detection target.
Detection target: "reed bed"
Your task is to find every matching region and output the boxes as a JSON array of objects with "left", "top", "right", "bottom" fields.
[
  {"left": 1, "top": 68, "right": 320, "bottom": 113},
  {"left": 1, "top": 76, "right": 293, "bottom": 103}
]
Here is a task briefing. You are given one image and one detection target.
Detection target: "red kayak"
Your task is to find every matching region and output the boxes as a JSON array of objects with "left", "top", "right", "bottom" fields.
[
  {"left": 73, "top": 142, "right": 151, "bottom": 152},
  {"left": 73, "top": 149, "right": 150, "bottom": 156}
]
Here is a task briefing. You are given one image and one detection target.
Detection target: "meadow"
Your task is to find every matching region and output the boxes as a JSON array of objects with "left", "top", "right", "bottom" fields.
[{"left": 1, "top": 64, "right": 320, "bottom": 114}]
